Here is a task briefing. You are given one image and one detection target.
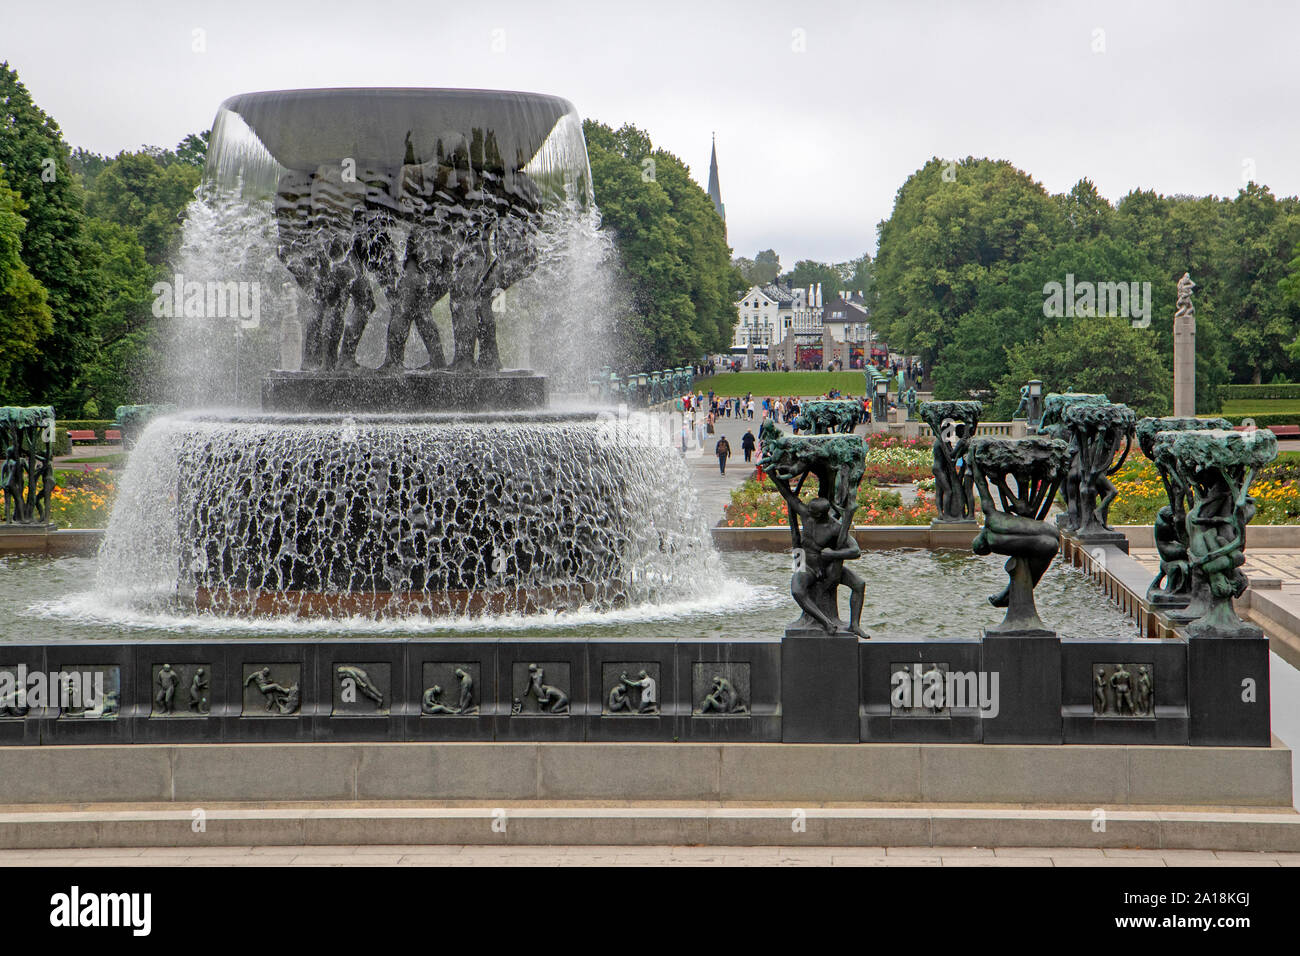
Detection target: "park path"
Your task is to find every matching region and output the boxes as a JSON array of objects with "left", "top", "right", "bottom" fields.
[{"left": 671, "top": 408, "right": 780, "bottom": 524}]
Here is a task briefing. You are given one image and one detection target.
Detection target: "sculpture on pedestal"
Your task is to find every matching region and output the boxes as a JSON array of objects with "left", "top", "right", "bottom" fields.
[
  {"left": 114, "top": 404, "right": 177, "bottom": 448},
  {"left": 1173, "top": 273, "right": 1197, "bottom": 417},
  {"left": 1058, "top": 402, "right": 1135, "bottom": 536},
  {"left": 1155, "top": 428, "right": 1277, "bottom": 638},
  {"left": 919, "top": 400, "right": 981, "bottom": 523},
  {"left": 759, "top": 428, "right": 869, "bottom": 637},
  {"left": 1137, "top": 416, "right": 1232, "bottom": 607},
  {"left": 1037, "top": 393, "right": 1110, "bottom": 533},
  {"left": 969, "top": 436, "right": 1069, "bottom": 635},
  {"left": 0, "top": 406, "right": 55, "bottom": 526},
  {"left": 792, "top": 400, "right": 861, "bottom": 435}
]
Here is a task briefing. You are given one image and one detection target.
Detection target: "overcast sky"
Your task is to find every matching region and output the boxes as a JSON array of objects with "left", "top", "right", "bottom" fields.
[{"left": 3, "top": 0, "right": 1298, "bottom": 266}]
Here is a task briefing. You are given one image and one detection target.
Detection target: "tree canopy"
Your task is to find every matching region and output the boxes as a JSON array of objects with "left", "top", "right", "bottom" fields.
[{"left": 584, "top": 119, "right": 736, "bottom": 367}]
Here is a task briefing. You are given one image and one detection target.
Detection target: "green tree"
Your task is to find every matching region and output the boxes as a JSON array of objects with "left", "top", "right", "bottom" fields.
[
  {"left": 733, "top": 249, "right": 781, "bottom": 285},
  {"left": 583, "top": 119, "right": 734, "bottom": 366},
  {"left": 992, "top": 317, "right": 1172, "bottom": 418},
  {"left": 0, "top": 62, "right": 100, "bottom": 409},
  {"left": 1212, "top": 183, "right": 1300, "bottom": 384},
  {"left": 80, "top": 218, "right": 158, "bottom": 410},
  {"left": 784, "top": 259, "right": 844, "bottom": 300},
  {"left": 1057, "top": 178, "right": 1113, "bottom": 241},
  {"left": 0, "top": 178, "right": 53, "bottom": 391},
  {"left": 871, "top": 157, "right": 1062, "bottom": 366},
  {"left": 175, "top": 130, "right": 210, "bottom": 169},
  {"left": 86, "top": 151, "right": 200, "bottom": 265},
  {"left": 933, "top": 235, "right": 1167, "bottom": 400},
  {"left": 69, "top": 147, "right": 111, "bottom": 189}
]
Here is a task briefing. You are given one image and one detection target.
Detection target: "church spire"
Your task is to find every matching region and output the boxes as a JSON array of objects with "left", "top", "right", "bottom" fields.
[{"left": 707, "top": 132, "right": 725, "bottom": 224}]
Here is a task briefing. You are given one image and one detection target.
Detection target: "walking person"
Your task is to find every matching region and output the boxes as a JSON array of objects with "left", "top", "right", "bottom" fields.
[
  {"left": 680, "top": 420, "right": 690, "bottom": 454},
  {"left": 741, "top": 429, "right": 756, "bottom": 463},
  {"left": 715, "top": 435, "right": 732, "bottom": 475}
]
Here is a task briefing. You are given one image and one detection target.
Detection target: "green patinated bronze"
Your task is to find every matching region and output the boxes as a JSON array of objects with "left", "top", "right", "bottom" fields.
[
  {"left": 919, "top": 400, "right": 981, "bottom": 522},
  {"left": 1, "top": 406, "right": 56, "bottom": 526},
  {"left": 1154, "top": 428, "right": 1277, "bottom": 639},
  {"left": 1058, "top": 402, "right": 1136, "bottom": 535},
  {"left": 793, "top": 399, "right": 862, "bottom": 435},
  {"left": 1037, "top": 392, "right": 1110, "bottom": 439},
  {"left": 1137, "top": 416, "right": 1233, "bottom": 607},
  {"left": 114, "top": 404, "right": 177, "bottom": 447},
  {"left": 759, "top": 424, "right": 869, "bottom": 637},
  {"left": 969, "top": 436, "right": 1069, "bottom": 635}
]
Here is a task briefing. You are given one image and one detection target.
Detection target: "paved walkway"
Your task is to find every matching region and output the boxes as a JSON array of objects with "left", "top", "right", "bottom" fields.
[
  {"left": 672, "top": 409, "right": 782, "bottom": 522},
  {"left": 2, "top": 845, "right": 1296, "bottom": 866},
  {"left": 1131, "top": 549, "right": 1300, "bottom": 590}
]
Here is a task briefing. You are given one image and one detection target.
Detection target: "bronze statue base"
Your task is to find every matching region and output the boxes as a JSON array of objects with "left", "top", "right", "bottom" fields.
[{"left": 261, "top": 368, "right": 546, "bottom": 413}]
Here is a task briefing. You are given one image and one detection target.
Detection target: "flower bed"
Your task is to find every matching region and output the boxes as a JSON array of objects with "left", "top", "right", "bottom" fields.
[
  {"left": 1109, "top": 457, "right": 1300, "bottom": 525},
  {"left": 723, "top": 473, "right": 936, "bottom": 527},
  {"left": 49, "top": 468, "right": 117, "bottom": 529},
  {"left": 862, "top": 433, "right": 931, "bottom": 483}
]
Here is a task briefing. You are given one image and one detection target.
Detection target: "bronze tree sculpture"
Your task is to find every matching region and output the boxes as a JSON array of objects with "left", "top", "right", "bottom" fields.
[
  {"left": 969, "top": 436, "right": 1070, "bottom": 635},
  {"left": 1155, "top": 428, "right": 1277, "bottom": 638},
  {"left": 1136, "top": 416, "right": 1232, "bottom": 607},
  {"left": 759, "top": 423, "right": 870, "bottom": 637},
  {"left": 919, "top": 400, "right": 981, "bottom": 522}
]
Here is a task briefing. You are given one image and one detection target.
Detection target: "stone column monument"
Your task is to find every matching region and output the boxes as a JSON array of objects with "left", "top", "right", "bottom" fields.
[{"left": 1173, "top": 272, "right": 1196, "bottom": 416}]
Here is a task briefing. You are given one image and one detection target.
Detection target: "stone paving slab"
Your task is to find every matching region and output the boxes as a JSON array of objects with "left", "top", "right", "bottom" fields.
[
  {"left": 0, "top": 844, "right": 1295, "bottom": 866},
  {"left": 1, "top": 804, "right": 1298, "bottom": 852}
]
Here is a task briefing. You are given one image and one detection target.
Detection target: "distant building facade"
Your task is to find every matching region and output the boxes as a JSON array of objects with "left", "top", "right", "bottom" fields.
[{"left": 729, "top": 282, "right": 871, "bottom": 369}]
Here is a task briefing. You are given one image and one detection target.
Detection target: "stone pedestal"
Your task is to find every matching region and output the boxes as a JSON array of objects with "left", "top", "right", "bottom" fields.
[
  {"left": 980, "top": 632, "right": 1062, "bottom": 744},
  {"left": 261, "top": 369, "right": 546, "bottom": 413},
  {"left": 1064, "top": 528, "right": 1131, "bottom": 555},
  {"left": 781, "top": 629, "right": 861, "bottom": 743},
  {"left": 1188, "top": 637, "right": 1270, "bottom": 746}
]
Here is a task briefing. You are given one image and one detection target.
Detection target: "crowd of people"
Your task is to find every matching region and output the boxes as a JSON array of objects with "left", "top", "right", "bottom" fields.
[{"left": 673, "top": 387, "right": 880, "bottom": 475}]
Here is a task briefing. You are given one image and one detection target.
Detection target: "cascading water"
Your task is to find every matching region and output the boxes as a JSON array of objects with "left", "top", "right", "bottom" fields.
[{"left": 91, "top": 87, "right": 731, "bottom": 627}]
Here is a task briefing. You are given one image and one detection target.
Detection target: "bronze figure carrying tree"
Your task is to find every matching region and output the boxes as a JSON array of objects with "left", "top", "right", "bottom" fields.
[
  {"left": 1136, "top": 416, "right": 1232, "bottom": 607},
  {"left": 1060, "top": 402, "right": 1135, "bottom": 536},
  {"left": 1156, "top": 428, "right": 1277, "bottom": 638},
  {"left": 970, "top": 436, "right": 1070, "bottom": 635},
  {"left": 919, "top": 400, "right": 981, "bottom": 522},
  {"left": 760, "top": 429, "right": 870, "bottom": 638},
  {"left": 1037, "top": 393, "right": 1109, "bottom": 532}
]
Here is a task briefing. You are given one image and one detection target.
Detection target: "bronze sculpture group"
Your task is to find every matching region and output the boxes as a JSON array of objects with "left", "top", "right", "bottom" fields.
[
  {"left": 759, "top": 420, "right": 870, "bottom": 638},
  {"left": 273, "top": 132, "right": 544, "bottom": 374}
]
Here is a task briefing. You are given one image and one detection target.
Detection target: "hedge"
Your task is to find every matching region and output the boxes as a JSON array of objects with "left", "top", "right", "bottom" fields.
[
  {"left": 1218, "top": 384, "right": 1300, "bottom": 401},
  {"left": 51, "top": 419, "right": 116, "bottom": 436},
  {"left": 1223, "top": 412, "right": 1300, "bottom": 428}
]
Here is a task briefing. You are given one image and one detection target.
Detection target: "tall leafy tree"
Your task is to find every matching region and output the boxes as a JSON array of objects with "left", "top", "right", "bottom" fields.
[
  {"left": 1212, "top": 183, "right": 1300, "bottom": 384},
  {"left": 871, "top": 157, "right": 1062, "bottom": 367},
  {"left": 0, "top": 62, "right": 100, "bottom": 409},
  {"left": 583, "top": 119, "right": 734, "bottom": 367},
  {"left": 993, "top": 317, "right": 1172, "bottom": 419},
  {"left": 0, "top": 177, "right": 53, "bottom": 391},
  {"left": 86, "top": 151, "right": 200, "bottom": 265}
]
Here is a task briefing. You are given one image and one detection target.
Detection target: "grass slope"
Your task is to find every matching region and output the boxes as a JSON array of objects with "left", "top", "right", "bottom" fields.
[{"left": 694, "top": 371, "right": 875, "bottom": 398}]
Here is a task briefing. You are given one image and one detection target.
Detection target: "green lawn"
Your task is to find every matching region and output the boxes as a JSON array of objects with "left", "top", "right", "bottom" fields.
[
  {"left": 694, "top": 371, "right": 877, "bottom": 398},
  {"left": 60, "top": 453, "right": 127, "bottom": 468}
]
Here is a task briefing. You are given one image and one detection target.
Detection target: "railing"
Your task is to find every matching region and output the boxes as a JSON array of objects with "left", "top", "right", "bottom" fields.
[{"left": 913, "top": 421, "right": 1029, "bottom": 438}]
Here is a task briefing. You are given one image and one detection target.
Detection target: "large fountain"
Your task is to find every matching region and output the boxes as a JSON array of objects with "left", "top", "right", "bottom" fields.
[{"left": 98, "top": 88, "right": 718, "bottom": 621}]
